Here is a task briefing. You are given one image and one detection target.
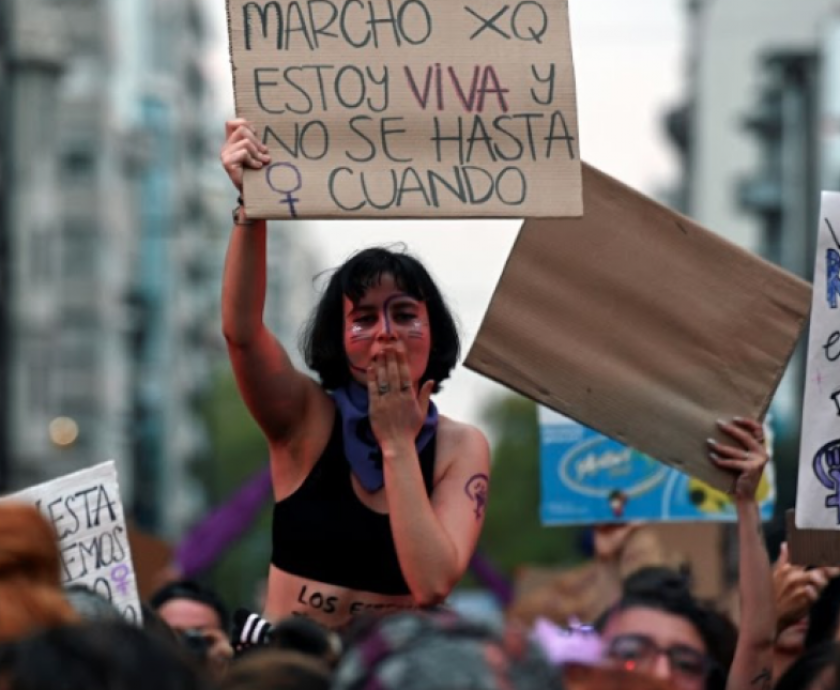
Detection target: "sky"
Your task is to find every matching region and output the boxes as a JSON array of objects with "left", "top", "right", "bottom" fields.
[{"left": 205, "top": 0, "right": 686, "bottom": 432}]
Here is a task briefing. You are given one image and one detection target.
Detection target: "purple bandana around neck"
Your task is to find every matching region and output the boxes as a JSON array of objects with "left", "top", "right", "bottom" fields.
[{"left": 331, "top": 382, "right": 438, "bottom": 492}]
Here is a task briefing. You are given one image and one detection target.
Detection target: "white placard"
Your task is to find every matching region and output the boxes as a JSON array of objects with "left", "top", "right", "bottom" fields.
[
  {"left": 797, "top": 193, "right": 840, "bottom": 529},
  {"left": 2, "top": 461, "right": 142, "bottom": 622}
]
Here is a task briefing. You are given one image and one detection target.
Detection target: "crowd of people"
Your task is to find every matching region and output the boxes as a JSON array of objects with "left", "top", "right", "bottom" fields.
[
  {"left": 0, "top": 119, "right": 835, "bottom": 690},
  {"left": 2, "top": 495, "right": 840, "bottom": 690}
]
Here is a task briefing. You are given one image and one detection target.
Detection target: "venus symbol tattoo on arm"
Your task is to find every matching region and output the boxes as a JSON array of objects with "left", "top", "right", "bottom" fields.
[{"left": 465, "top": 474, "right": 489, "bottom": 520}]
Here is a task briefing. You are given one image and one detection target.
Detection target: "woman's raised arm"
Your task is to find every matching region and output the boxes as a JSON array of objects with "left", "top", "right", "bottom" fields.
[
  {"left": 220, "top": 119, "right": 318, "bottom": 442},
  {"left": 708, "top": 418, "right": 775, "bottom": 690}
]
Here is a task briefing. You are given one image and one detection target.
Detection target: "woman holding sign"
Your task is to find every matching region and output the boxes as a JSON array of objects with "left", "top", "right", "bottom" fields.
[{"left": 220, "top": 119, "right": 490, "bottom": 629}]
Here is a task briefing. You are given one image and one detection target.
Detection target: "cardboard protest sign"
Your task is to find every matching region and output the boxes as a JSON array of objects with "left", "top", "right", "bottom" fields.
[
  {"left": 227, "top": 0, "right": 581, "bottom": 219},
  {"left": 3, "top": 461, "right": 142, "bottom": 623},
  {"left": 797, "top": 193, "right": 840, "bottom": 529},
  {"left": 786, "top": 509, "right": 840, "bottom": 566},
  {"left": 466, "top": 164, "right": 811, "bottom": 490},
  {"left": 539, "top": 407, "right": 776, "bottom": 524}
]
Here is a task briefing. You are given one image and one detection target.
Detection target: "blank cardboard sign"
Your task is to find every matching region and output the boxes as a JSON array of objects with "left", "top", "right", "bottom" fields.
[
  {"left": 466, "top": 164, "right": 811, "bottom": 491},
  {"left": 787, "top": 509, "right": 840, "bottom": 567},
  {"left": 226, "top": 0, "right": 582, "bottom": 219}
]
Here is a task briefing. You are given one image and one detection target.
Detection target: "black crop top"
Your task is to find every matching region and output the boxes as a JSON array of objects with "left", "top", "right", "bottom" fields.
[{"left": 271, "top": 411, "right": 437, "bottom": 596}]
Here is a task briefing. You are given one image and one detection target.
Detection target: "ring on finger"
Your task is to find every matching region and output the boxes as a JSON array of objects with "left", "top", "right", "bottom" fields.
[
  {"left": 400, "top": 383, "right": 411, "bottom": 392},
  {"left": 743, "top": 450, "right": 750, "bottom": 461},
  {"left": 378, "top": 383, "right": 389, "bottom": 395}
]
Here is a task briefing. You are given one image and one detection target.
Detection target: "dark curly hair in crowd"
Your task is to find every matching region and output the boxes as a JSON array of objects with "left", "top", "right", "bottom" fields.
[
  {"left": 775, "top": 641, "right": 840, "bottom": 690},
  {"left": 805, "top": 575, "right": 840, "bottom": 650},
  {"left": 597, "top": 567, "right": 737, "bottom": 690},
  {"left": 301, "top": 247, "right": 460, "bottom": 393},
  {"left": 0, "top": 621, "right": 212, "bottom": 690}
]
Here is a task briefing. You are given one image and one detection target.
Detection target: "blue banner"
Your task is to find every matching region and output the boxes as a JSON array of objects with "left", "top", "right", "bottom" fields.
[{"left": 539, "top": 407, "right": 776, "bottom": 524}]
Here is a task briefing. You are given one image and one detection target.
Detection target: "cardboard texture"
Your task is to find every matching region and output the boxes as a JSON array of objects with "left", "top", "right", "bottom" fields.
[
  {"left": 466, "top": 164, "right": 811, "bottom": 490},
  {"left": 227, "top": 0, "right": 581, "bottom": 219},
  {"left": 796, "top": 193, "right": 840, "bottom": 529},
  {"left": 3, "top": 461, "right": 143, "bottom": 623},
  {"left": 787, "top": 509, "right": 840, "bottom": 567},
  {"left": 511, "top": 523, "right": 725, "bottom": 627},
  {"left": 127, "top": 523, "right": 174, "bottom": 600}
]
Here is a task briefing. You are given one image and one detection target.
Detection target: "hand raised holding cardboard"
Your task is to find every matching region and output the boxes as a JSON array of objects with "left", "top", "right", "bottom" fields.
[
  {"left": 707, "top": 417, "right": 768, "bottom": 500},
  {"left": 220, "top": 119, "right": 271, "bottom": 192}
]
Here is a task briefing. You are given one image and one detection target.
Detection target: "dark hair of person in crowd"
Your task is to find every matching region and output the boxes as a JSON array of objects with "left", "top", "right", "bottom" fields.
[
  {"left": 268, "top": 617, "right": 342, "bottom": 667},
  {"left": 222, "top": 649, "right": 332, "bottom": 690},
  {"left": 140, "top": 602, "right": 180, "bottom": 647},
  {"left": 301, "top": 247, "right": 460, "bottom": 393},
  {"left": 774, "top": 641, "right": 840, "bottom": 690},
  {"left": 0, "top": 621, "right": 213, "bottom": 690},
  {"left": 806, "top": 576, "right": 840, "bottom": 650},
  {"left": 0, "top": 503, "right": 79, "bottom": 642},
  {"left": 332, "top": 610, "right": 561, "bottom": 690},
  {"left": 149, "top": 579, "right": 230, "bottom": 632},
  {"left": 597, "top": 566, "right": 737, "bottom": 690},
  {"left": 63, "top": 583, "right": 123, "bottom": 623}
]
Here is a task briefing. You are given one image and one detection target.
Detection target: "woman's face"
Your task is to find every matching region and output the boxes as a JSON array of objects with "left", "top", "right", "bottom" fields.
[
  {"left": 343, "top": 274, "right": 432, "bottom": 388},
  {"left": 602, "top": 607, "right": 710, "bottom": 690}
]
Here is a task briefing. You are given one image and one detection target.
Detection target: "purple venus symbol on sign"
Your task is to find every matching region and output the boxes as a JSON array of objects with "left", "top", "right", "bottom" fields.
[
  {"left": 813, "top": 439, "right": 840, "bottom": 523},
  {"left": 265, "top": 162, "right": 302, "bottom": 218}
]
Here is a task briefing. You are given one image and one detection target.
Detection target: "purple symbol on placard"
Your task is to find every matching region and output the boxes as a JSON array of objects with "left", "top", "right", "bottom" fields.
[
  {"left": 813, "top": 439, "right": 840, "bottom": 523},
  {"left": 265, "top": 162, "right": 302, "bottom": 218},
  {"left": 110, "top": 563, "right": 130, "bottom": 596}
]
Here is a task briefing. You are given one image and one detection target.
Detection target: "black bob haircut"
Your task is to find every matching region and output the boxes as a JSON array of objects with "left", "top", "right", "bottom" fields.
[
  {"left": 596, "top": 567, "right": 737, "bottom": 690},
  {"left": 301, "top": 247, "right": 460, "bottom": 393}
]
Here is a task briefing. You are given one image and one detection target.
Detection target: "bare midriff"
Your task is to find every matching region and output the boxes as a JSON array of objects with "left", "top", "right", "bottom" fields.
[{"left": 264, "top": 565, "right": 417, "bottom": 629}]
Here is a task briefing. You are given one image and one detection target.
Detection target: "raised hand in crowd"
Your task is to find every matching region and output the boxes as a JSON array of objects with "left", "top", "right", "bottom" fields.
[
  {"left": 774, "top": 543, "right": 840, "bottom": 634},
  {"left": 772, "top": 542, "right": 840, "bottom": 680},
  {"left": 220, "top": 119, "right": 271, "bottom": 193},
  {"left": 708, "top": 417, "right": 774, "bottom": 690}
]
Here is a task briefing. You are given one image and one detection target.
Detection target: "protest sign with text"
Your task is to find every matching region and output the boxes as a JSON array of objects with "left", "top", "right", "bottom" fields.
[
  {"left": 797, "top": 192, "right": 840, "bottom": 529},
  {"left": 3, "top": 461, "right": 142, "bottom": 623},
  {"left": 227, "top": 0, "right": 582, "bottom": 218}
]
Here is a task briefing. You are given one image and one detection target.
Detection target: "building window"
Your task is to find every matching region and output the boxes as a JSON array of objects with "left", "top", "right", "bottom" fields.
[
  {"left": 24, "top": 342, "right": 53, "bottom": 416},
  {"left": 62, "top": 150, "right": 95, "bottom": 177},
  {"left": 28, "top": 227, "right": 55, "bottom": 285}
]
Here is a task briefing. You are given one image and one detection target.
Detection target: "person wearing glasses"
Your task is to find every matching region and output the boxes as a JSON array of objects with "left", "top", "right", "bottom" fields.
[
  {"left": 220, "top": 120, "right": 491, "bottom": 629},
  {"left": 599, "top": 417, "right": 774, "bottom": 690}
]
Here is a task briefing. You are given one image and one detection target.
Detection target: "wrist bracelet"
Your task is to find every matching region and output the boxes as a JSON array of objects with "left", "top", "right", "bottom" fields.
[{"left": 232, "top": 196, "right": 256, "bottom": 227}]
